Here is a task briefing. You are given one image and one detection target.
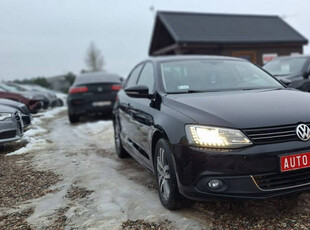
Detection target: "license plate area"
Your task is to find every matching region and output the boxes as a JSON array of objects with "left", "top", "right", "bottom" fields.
[
  {"left": 280, "top": 152, "right": 310, "bottom": 172},
  {"left": 92, "top": 101, "right": 111, "bottom": 107}
]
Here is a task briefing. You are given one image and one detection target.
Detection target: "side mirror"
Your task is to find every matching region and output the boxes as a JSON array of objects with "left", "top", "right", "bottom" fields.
[
  {"left": 125, "top": 85, "right": 153, "bottom": 98},
  {"left": 303, "top": 71, "right": 310, "bottom": 79},
  {"left": 279, "top": 78, "right": 292, "bottom": 86}
]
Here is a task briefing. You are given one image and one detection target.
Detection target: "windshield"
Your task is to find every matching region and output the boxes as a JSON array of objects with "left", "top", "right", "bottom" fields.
[
  {"left": 264, "top": 57, "right": 308, "bottom": 76},
  {"left": 0, "top": 83, "right": 23, "bottom": 92},
  {"left": 160, "top": 59, "right": 283, "bottom": 93}
]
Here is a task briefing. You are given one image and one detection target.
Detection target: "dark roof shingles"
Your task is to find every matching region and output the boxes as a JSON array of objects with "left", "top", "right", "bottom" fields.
[{"left": 158, "top": 11, "right": 308, "bottom": 44}]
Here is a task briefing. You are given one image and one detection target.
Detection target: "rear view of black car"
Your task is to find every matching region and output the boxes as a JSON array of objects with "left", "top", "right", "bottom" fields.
[
  {"left": 113, "top": 55, "right": 310, "bottom": 210},
  {"left": 67, "top": 72, "right": 122, "bottom": 123}
]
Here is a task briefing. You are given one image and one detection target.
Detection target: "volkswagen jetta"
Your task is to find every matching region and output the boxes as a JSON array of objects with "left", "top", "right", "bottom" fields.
[{"left": 113, "top": 56, "right": 310, "bottom": 210}]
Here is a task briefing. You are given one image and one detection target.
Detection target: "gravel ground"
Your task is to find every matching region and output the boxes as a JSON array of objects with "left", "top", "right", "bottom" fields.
[
  {"left": 0, "top": 153, "right": 60, "bottom": 230},
  {"left": 46, "top": 185, "right": 94, "bottom": 229},
  {"left": 0, "top": 208, "right": 34, "bottom": 230},
  {"left": 0, "top": 140, "right": 28, "bottom": 155},
  {"left": 3, "top": 110, "right": 310, "bottom": 229},
  {"left": 66, "top": 185, "right": 94, "bottom": 201},
  {"left": 122, "top": 219, "right": 172, "bottom": 230},
  {"left": 186, "top": 195, "right": 310, "bottom": 229},
  {"left": 46, "top": 207, "right": 69, "bottom": 230},
  {"left": 0, "top": 154, "right": 60, "bottom": 208}
]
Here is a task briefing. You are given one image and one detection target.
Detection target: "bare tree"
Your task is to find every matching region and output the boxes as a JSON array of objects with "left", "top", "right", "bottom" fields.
[{"left": 85, "top": 42, "right": 104, "bottom": 72}]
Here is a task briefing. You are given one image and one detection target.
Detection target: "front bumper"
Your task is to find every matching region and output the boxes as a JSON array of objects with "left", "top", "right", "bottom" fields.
[
  {"left": 21, "top": 114, "right": 32, "bottom": 127},
  {"left": 0, "top": 119, "right": 22, "bottom": 144},
  {"left": 173, "top": 141, "right": 310, "bottom": 200},
  {"left": 68, "top": 100, "right": 115, "bottom": 116}
]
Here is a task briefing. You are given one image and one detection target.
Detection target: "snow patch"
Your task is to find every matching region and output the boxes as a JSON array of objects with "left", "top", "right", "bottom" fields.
[
  {"left": 75, "top": 120, "right": 115, "bottom": 150},
  {"left": 37, "top": 106, "right": 67, "bottom": 119},
  {"left": 7, "top": 126, "right": 48, "bottom": 156},
  {"left": 56, "top": 92, "right": 67, "bottom": 106},
  {"left": 6, "top": 107, "right": 66, "bottom": 156}
]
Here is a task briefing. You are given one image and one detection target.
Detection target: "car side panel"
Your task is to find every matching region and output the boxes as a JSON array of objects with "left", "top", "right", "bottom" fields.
[{"left": 116, "top": 91, "right": 196, "bottom": 172}]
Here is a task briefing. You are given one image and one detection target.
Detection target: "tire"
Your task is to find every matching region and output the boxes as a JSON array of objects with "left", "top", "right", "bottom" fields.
[
  {"left": 113, "top": 118, "right": 129, "bottom": 158},
  {"left": 69, "top": 114, "right": 79, "bottom": 123},
  {"left": 154, "top": 138, "right": 191, "bottom": 210}
]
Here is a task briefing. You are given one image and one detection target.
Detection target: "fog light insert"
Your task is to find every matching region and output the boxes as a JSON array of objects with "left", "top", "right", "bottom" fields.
[{"left": 208, "top": 179, "right": 223, "bottom": 190}]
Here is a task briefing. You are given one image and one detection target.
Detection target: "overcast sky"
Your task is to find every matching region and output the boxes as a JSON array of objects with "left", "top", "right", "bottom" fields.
[{"left": 0, "top": 0, "right": 309, "bottom": 80}]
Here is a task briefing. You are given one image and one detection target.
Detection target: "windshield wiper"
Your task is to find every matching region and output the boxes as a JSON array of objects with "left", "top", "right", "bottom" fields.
[
  {"left": 242, "top": 87, "right": 283, "bottom": 91},
  {"left": 273, "top": 74, "right": 289, "bottom": 77},
  {"left": 241, "top": 88, "right": 263, "bottom": 91},
  {"left": 167, "top": 90, "right": 215, "bottom": 94}
]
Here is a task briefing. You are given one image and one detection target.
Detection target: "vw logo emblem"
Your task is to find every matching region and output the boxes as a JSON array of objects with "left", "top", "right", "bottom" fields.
[
  {"left": 296, "top": 124, "right": 310, "bottom": 141},
  {"left": 98, "top": 87, "right": 103, "bottom": 92}
]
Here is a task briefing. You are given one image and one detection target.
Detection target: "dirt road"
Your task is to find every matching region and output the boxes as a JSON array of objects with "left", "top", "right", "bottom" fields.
[{"left": 2, "top": 109, "right": 310, "bottom": 229}]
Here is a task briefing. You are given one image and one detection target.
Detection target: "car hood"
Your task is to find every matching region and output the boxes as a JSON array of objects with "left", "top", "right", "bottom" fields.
[
  {"left": 21, "top": 92, "right": 46, "bottom": 100},
  {"left": 164, "top": 88, "right": 310, "bottom": 129},
  {"left": 0, "top": 104, "right": 16, "bottom": 113},
  {"left": 0, "top": 99, "right": 29, "bottom": 115},
  {"left": 0, "top": 98, "right": 23, "bottom": 107},
  {"left": 275, "top": 74, "right": 301, "bottom": 80}
]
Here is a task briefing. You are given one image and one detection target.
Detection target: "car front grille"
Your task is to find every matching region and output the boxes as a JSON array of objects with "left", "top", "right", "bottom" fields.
[
  {"left": 0, "top": 130, "right": 17, "bottom": 139},
  {"left": 252, "top": 168, "right": 310, "bottom": 191},
  {"left": 14, "top": 112, "right": 23, "bottom": 134},
  {"left": 242, "top": 124, "right": 308, "bottom": 144}
]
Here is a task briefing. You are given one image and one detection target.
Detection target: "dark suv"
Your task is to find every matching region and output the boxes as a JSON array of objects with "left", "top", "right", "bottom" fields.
[
  {"left": 67, "top": 72, "right": 122, "bottom": 123},
  {"left": 113, "top": 55, "right": 310, "bottom": 210}
]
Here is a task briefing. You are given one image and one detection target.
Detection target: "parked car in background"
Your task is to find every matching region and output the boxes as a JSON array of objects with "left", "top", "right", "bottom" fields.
[
  {"left": 0, "top": 104, "right": 23, "bottom": 144},
  {"left": 263, "top": 55, "right": 310, "bottom": 91},
  {"left": 0, "top": 99, "right": 32, "bottom": 127},
  {"left": 0, "top": 88, "right": 43, "bottom": 114},
  {"left": 113, "top": 55, "right": 310, "bottom": 210},
  {"left": 11, "top": 83, "right": 63, "bottom": 107},
  {"left": 0, "top": 82, "right": 50, "bottom": 109},
  {"left": 67, "top": 72, "right": 123, "bottom": 123}
]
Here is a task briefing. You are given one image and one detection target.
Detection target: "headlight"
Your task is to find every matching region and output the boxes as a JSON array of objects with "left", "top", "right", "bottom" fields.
[
  {"left": 185, "top": 125, "right": 252, "bottom": 148},
  {"left": 0, "top": 113, "right": 12, "bottom": 121}
]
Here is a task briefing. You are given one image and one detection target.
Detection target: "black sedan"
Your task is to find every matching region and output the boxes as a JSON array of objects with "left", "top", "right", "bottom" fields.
[
  {"left": 67, "top": 72, "right": 122, "bottom": 123},
  {"left": 113, "top": 55, "right": 310, "bottom": 210}
]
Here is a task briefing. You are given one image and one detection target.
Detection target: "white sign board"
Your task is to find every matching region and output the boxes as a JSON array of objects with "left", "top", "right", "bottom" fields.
[{"left": 262, "top": 53, "right": 278, "bottom": 65}]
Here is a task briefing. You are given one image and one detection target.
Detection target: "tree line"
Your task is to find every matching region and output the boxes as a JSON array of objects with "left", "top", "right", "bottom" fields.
[{"left": 12, "top": 42, "right": 105, "bottom": 92}]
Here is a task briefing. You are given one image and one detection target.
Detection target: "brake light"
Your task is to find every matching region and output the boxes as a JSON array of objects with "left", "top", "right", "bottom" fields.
[
  {"left": 111, "top": 85, "right": 122, "bottom": 91},
  {"left": 69, "top": 86, "right": 88, "bottom": 94}
]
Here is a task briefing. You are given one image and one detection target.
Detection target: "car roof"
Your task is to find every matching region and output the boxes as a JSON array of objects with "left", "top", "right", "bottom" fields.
[
  {"left": 0, "top": 98, "right": 23, "bottom": 107},
  {"left": 272, "top": 55, "right": 310, "bottom": 60},
  {"left": 75, "top": 72, "right": 122, "bottom": 85},
  {"left": 146, "top": 55, "right": 247, "bottom": 63}
]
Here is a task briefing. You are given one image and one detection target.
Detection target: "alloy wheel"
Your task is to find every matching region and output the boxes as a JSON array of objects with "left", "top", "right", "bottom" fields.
[
  {"left": 114, "top": 120, "right": 121, "bottom": 151},
  {"left": 157, "top": 147, "right": 171, "bottom": 200}
]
